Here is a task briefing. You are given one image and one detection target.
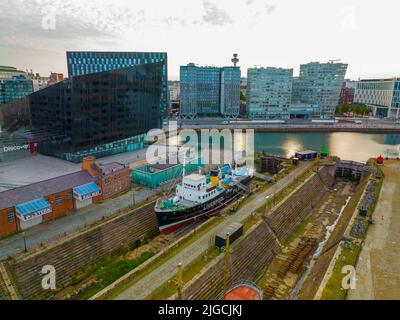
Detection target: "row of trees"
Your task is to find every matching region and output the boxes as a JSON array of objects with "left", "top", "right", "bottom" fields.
[{"left": 336, "top": 104, "right": 372, "bottom": 116}]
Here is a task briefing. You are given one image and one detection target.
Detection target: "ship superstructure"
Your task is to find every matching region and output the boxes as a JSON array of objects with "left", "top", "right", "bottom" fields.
[{"left": 155, "top": 164, "right": 253, "bottom": 234}]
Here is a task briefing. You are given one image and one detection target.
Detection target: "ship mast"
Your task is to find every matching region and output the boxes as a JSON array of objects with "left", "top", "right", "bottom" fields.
[{"left": 182, "top": 155, "right": 186, "bottom": 187}]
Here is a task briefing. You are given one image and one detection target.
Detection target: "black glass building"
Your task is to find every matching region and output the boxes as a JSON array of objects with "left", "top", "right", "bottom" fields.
[
  {"left": 66, "top": 51, "right": 168, "bottom": 127},
  {"left": 29, "top": 62, "right": 163, "bottom": 162}
]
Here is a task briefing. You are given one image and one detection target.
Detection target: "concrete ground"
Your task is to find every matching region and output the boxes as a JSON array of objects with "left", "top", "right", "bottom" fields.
[
  {"left": 0, "top": 183, "right": 175, "bottom": 260},
  {"left": 114, "top": 161, "right": 312, "bottom": 300},
  {"left": 0, "top": 149, "right": 149, "bottom": 191},
  {"left": 348, "top": 161, "right": 400, "bottom": 300}
]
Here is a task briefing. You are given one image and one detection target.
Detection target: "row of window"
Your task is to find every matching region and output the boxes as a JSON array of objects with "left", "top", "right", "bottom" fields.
[
  {"left": 200, "top": 189, "right": 217, "bottom": 200},
  {"left": 55, "top": 192, "right": 73, "bottom": 205}
]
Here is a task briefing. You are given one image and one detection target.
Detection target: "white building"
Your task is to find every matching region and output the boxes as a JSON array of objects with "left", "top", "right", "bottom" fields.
[
  {"left": 168, "top": 81, "right": 180, "bottom": 101},
  {"left": 354, "top": 78, "right": 400, "bottom": 118}
]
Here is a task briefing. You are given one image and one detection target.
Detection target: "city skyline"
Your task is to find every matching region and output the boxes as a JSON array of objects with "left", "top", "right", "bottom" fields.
[{"left": 1, "top": 0, "right": 399, "bottom": 80}]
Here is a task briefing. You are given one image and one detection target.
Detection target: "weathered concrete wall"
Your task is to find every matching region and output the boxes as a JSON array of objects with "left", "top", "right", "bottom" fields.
[
  {"left": 179, "top": 166, "right": 335, "bottom": 300},
  {"left": 181, "top": 221, "right": 280, "bottom": 300},
  {"left": 266, "top": 166, "right": 332, "bottom": 242},
  {"left": 5, "top": 201, "right": 159, "bottom": 300}
]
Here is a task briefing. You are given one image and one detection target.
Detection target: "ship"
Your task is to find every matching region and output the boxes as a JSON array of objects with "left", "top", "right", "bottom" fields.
[{"left": 155, "top": 164, "right": 254, "bottom": 234}]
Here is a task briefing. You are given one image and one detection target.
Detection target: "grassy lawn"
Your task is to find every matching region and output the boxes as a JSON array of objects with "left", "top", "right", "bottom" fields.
[
  {"left": 98, "top": 215, "right": 225, "bottom": 299},
  {"left": 72, "top": 251, "right": 155, "bottom": 300},
  {"left": 146, "top": 246, "right": 221, "bottom": 300},
  {"left": 320, "top": 242, "right": 361, "bottom": 300},
  {"left": 146, "top": 213, "right": 262, "bottom": 300}
]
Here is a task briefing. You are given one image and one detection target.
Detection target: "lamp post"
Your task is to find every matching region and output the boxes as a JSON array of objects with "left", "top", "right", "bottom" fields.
[{"left": 22, "top": 231, "right": 27, "bottom": 252}]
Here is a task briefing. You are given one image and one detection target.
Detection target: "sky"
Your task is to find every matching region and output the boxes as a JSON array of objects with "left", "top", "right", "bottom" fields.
[{"left": 0, "top": 0, "right": 399, "bottom": 80}]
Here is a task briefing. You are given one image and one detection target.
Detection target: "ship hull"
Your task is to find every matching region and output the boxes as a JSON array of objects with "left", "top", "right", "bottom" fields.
[{"left": 155, "top": 177, "right": 250, "bottom": 234}]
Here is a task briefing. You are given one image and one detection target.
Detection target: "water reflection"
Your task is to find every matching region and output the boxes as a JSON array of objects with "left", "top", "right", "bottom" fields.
[{"left": 255, "top": 132, "right": 400, "bottom": 163}]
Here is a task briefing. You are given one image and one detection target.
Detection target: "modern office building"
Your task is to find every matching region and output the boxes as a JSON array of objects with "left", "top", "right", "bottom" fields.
[
  {"left": 66, "top": 51, "right": 168, "bottom": 126},
  {"left": 29, "top": 61, "right": 164, "bottom": 162},
  {"left": 180, "top": 64, "right": 240, "bottom": 118},
  {"left": 293, "top": 61, "right": 348, "bottom": 118},
  {"left": 246, "top": 67, "right": 293, "bottom": 120},
  {"left": 0, "top": 66, "right": 26, "bottom": 79},
  {"left": 0, "top": 76, "right": 33, "bottom": 105},
  {"left": 354, "top": 78, "right": 400, "bottom": 118}
]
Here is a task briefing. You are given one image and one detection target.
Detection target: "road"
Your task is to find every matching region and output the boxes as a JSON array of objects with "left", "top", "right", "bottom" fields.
[
  {"left": 115, "top": 161, "right": 311, "bottom": 300},
  {"left": 347, "top": 161, "right": 400, "bottom": 300},
  {"left": 178, "top": 117, "right": 400, "bottom": 132},
  {"left": 0, "top": 183, "right": 174, "bottom": 260}
]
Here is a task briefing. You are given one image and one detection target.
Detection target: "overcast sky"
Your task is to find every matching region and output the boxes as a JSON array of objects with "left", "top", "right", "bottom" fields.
[{"left": 0, "top": 0, "right": 399, "bottom": 80}]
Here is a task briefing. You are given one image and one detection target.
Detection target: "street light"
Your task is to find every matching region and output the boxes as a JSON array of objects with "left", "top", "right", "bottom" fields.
[{"left": 22, "top": 231, "right": 27, "bottom": 252}]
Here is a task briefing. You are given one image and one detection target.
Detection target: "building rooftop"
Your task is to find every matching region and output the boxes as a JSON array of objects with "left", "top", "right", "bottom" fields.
[
  {"left": 184, "top": 173, "right": 204, "bottom": 181},
  {"left": 149, "top": 163, "right": 177, "bottom": 171},
  {"left": 99, "top": 162, "right": 126, "bottom": 175},
  {"left": 296, "top": 150, "right": 318, "bottom": 155},
  {"left": 359, "top": 78, "right": 400, "bottom": 82},
  {"left": 0, "top": 66, "right": 25, "bottom": 73},
  {"left": 0, "top": 170, "right": 98, "bottom": 210}
]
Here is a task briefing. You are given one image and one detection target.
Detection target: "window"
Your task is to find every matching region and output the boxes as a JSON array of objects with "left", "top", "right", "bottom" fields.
[
  {"left": 55, "top": 195, "right": 62, "bottom": 205},
  {"left": 67, "top": 192, "right": 73, "bottom": 201},
  {"left": 7, "top": 211, "right": 14, "bottom": 222}
]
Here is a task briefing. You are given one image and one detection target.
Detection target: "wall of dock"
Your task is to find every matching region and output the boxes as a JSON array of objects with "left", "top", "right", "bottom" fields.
[
  {"left": 3, "top": 201, "right": 159, "bottom": 300},
  {"left": 179, "top": 166, "right": 335, "bottom": 300}
]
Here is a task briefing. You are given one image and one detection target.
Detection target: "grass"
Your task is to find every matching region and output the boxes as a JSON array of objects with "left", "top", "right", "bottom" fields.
[
  {"left": 320, "top": 242, "right": 361, "bottom": 300},
  {"left": 92, "top": 162, "right": 314, "bottom": 299},
  {"left": 146, "top": 213, "right": 262, "bottom": 300},
  {"left": 98, "top": 215, "right": 225, "bottom": 299},
  {"left": 72, "top": 251, "right": 155, "bottom": 300},
  {"left": 256, "top": 166, "right": 316, "bottom": 215},
  {"left": 146, "top": 246, "right": 220, "bottom": 300},
  {"left": 283, "top": 218, "right": 310, "bottom": 247}
]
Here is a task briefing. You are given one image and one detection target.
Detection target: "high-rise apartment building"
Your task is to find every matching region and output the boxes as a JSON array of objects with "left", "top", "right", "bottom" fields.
[
  {"left": 66, "top": 51, "right": 168, "bottom": 126},
  {"left": 180, "top": 64, "right": 240, "bottom": 118},
  {"left": 354, "top": 78, "right": 400, "bottom": 118},
  {"left": 293, "top": 62, "right": 348, "bottom": 118},
  {"left": 246, "top": 67, "right": 293, "bottom": 120}
]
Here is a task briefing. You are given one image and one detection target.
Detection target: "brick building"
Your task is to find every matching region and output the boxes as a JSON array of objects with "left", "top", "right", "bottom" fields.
[
  {"left": 0, "top": 157, "right": 130, "bottom": 237},
  {"left": 81, "top": 157, "right": 131, "bottom": 200}
]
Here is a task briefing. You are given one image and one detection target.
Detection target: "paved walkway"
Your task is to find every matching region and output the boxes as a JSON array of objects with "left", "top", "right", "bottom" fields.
[
  {"left": 348, "top": 161, "right": 400, "bottom": 300},
  {"left": 115, "top": 161, "right": 311, "bottom": 300},
  {"left": 0, "top": 185, "right": 168, "bottom": 260}
]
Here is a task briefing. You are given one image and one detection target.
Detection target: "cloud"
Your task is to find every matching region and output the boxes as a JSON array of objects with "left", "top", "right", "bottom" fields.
[
  {"left": 0, "top": 0, "right": 149, "bottom": 50},
  {"left": 202, "top": 1, "right": 233, "bottom": 26}
]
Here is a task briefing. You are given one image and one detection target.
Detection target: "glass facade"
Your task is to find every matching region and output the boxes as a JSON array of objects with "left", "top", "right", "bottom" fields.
[
  {"left": 29, "top": 62, "right": 163, "bottom": 162},
  {"left": 66, "top": 51, "right": 168, "bottom": 127},
  {"left": 180, "top": 64, "right": 240, "bottom": 117},
  {"left": 294, "top": 62, "right": 348, "bottom": 119},
  {"left": 246, "top": 67, "right": 293, "bottom": 120},
  {"left": 0, "top": 76, "right": 33, "bottom": 105},
  {"left": 354, "top": 79, "right": 400, "bottom": 119}
]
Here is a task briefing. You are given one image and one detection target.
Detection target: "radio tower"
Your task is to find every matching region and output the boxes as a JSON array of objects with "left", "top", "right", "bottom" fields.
[{"left": 231, "top": 53, "right": 239, "bottom": 67}]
